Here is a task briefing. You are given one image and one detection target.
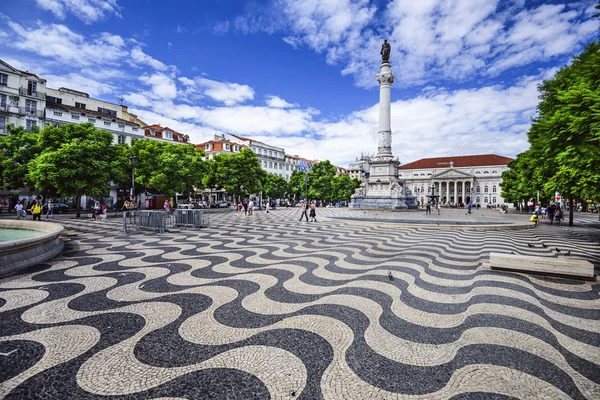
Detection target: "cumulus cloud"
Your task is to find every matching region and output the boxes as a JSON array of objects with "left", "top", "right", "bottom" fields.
[
  {"left": 266, "top": 95, "right": 295, "bottom": 108},
  {"left": 259, "top": 0, "right": 598, "bottom": 87},
  {"left": 35, "top": 0, "right": 121, "bottom": 24},
  {"left": 44, "top": 72, "right": 116, "bottom": 97},
  {"left": 130, "top": 47, "right": 168, "bottom": 71},
  {"left": 178, "top": 77, "right": 255, "bottom": 106},
  {"left": 139, "top": 73, "right": 177, "bottom": 99}
]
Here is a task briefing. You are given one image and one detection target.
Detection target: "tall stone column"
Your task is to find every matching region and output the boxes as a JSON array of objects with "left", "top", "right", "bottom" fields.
[{"left": 376, "top": 63, "right": 394, "bottom": 160}]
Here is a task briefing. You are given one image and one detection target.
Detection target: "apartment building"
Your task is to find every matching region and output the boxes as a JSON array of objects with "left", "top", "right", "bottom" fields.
[{"left": 0, "top": 59, "right": 47, "bottom": 134}]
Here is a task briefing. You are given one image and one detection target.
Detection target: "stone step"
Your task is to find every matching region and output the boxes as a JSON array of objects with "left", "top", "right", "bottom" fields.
[{"left": 489, "top": 252, "right": 594, "bottom": 278}]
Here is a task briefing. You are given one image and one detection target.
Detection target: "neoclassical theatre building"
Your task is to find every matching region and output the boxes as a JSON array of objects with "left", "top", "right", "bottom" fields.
[{"left": 398, "top": 154, "right": 513, "bottom": 206}]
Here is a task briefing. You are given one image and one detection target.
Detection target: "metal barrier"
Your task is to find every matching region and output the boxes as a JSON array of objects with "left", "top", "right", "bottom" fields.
[
  {"left": 122, "top": 209, "right": 208, "bottom": 234},
  {"left": 174, "top": 209, "right": 208, "bottom": 228}
]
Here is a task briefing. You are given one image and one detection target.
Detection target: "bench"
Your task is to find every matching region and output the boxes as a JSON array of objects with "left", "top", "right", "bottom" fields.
[{"left": 489, "top": 252, "right": 594, "bottom": 278}]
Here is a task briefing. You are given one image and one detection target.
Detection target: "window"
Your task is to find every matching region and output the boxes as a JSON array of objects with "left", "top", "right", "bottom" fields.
[
  {"left": 274, "top": 162, "right": 278, "bottom": 169},
  {"left": 476, "top": 186, "right": 480, "bottom": 193},
  {"left": 0, "top": 116, "right": 5, "bottom": 132},
  {"left": 75, "top": 102, "right": 86, "bottom": 109},
  {"left": 234, "top": 145, "right": 238, "bottom": 151},
  {"left": 118, "top": 124, "right": 125, "bottom": 129},
  {"left": 27, "top": 81, "right": 37, "bottom": 95},
  {"left": 269, "top": 161, "right": 273, "bottom": 168},
  {"left": 71, "top": 114, "right": 79, "bottom": 120},
  {"left": 26, "top": 119, "right": 37, "bottom": 130},
  {"left": 492, "top": 197, "right": 496, "bottom": 204},
  {"left": 484, "top": 186, "right": 488, "bottom": 193},
  {"left": 492, "top": 185, "right": 497, "bottom": 193},
  {"left": 132, "top": 127, "right": 138, "bottom": 131},
  {"left": 206, "top": 143, "right": 211, "bottom": 151},
  {"left": 269, "top": 150, "right": 272, "bottom": 156},
  {"left": 484, "top": 197, "right": 488, "bottom": 203},
  {"left": 286, "top": 165, "right": 289, "bottom": 171},
  {"left": 46, "top": 96, "right": 62, "bottom": 104},
  {"left": 427, "top": 173, "right": 432, "bottom": 175},
  {"left": 484, "top": 171, "right": 489, "bottom": 174},
  {"left": 53, "top": 111, "right": 62, "bottom": 116},
  {"left": 475, "top": 171, "right": 481, "bottom": 174},
  {"left": 420, "top": 173, "right": 425, "bottom": 176},
  {"left": 421, "top": 186, "right": 424, "bottom": 192},
  {"left": 492, "top": 170, "right": 497, "bottom": 173},
  {"left": 476, "top": 197, "right": 480, "bottom": 203},
  {"left": 414, "top": 174, "right": 418, "bottom": 176},
  {"left": 97, "top": 107, "right": 117, "bottom": 117},
  {"left": 88, "top": 118, "right": 96, "bottom": 123},
  {"left": 225, "top": 143, "right": 230, "bottom": 150},
  {"left": 279, "top": 164, "right": 283, "bottom": 170},
  {"left": 165, "top": 131, "right": 173, "bottom": 139},
  {"left": 104, "top": 120, "right": 111, "bottom": 126},
  {"left": 118, "top": 135, "right": 126, "bottom": 144},
  {"left": 0, "top": 73, "right": 7, "bottom": 85},
  {"left": 25, "top": 99, "right": 37, "bottom": 114},
  {"left": 286, "top": 175, "right": 289, "bottom": 180},
  {"left": 0, "top": 94, "right": 6, "bottom": 108}
]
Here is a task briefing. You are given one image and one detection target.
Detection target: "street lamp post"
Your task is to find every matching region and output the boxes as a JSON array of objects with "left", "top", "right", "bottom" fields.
[
  {"left": 128, "top": 156, "right": 137, "bottom": 207},
  {"left": 468, "top": 188, "right": 473, "bottom": 214}
]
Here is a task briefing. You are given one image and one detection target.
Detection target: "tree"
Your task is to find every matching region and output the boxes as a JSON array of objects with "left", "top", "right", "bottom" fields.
[
  {"left": 205, "top": 148, "right": 266, "bottom": 201},
  {"left": 500, "top": 39, "right": 600, "bottom": 225},
  {"left": 131, "top": 139, "right": 206, "bottom": 199},
  {"left": 288, "top": 170, "right": 308, "bottom": 200},
  {"left": 264, "top": 174, "right": 288, "bottom": 200},
  {"left": 332, "top": 174, "right": 357, "bottom": 202},
  {"left": 0, "top": 125, "right": 41, "bottom": 193},
  {"left": 308, "top": 161, "right": 337, "bottom": 200},
  {"left": 28, "top": 123, "right": 121, "bottom": 218}
]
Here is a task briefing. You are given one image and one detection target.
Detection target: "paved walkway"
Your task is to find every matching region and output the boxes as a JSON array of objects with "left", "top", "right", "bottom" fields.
[{"left": 0, "top": 208, "right": 599, "bottom": 399}]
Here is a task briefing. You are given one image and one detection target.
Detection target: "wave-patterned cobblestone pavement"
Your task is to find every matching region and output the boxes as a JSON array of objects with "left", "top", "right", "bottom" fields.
[{"left": 1, "top": 208, "right": 599, "bottom": 399}]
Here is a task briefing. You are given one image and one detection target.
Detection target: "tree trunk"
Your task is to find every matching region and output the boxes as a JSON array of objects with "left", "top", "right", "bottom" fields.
[
  {"left": 75, "top": 194, "right": 82, "bottom": 218},
  {"left": 568, "top": 197, "right": 574, "bottom": 226}
]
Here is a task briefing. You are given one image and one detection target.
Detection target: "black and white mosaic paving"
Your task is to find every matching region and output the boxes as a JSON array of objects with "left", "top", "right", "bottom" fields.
[{"left": 1, "top": 208, "right": 600, "bottom": 399}]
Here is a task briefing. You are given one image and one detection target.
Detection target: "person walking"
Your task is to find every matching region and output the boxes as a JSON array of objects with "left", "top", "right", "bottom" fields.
[
  {"left": 248, "top": 199, "right": 254, "bottom": 216},
  {"left": 426, "top": 202, "right": 431, "bottom": 215},
  {"left": 237, "top": 202, "right": 243, "bottom": 216},
  {"left": 265, "top": 201, "right": 270, "bottom": 214},
  {"left": 14, "top": 201, "right": 23, "bottom": 220},
  {"left": 243, "top": 200, "right": 248, "bottom": 216},
  {"left": 30, "top": 201, "right": 42, "bottom": 221},
  {"left": 437, "top": 202, "right": 441, "bottom": 215},
  {"left": 46, "top": 200, "right": 54, "bottom": 219},
  {"left": 299, "top": 199, "right": 308, "bottom": 222},
  {"left": 309, "top": 201, "right": 317, "bottom": 222},
  {"left": 164, "top": 199, "right": 170, "bottom": 215},
  {"left": 467, "top": 201, "right": 472, "bottom": 214}
]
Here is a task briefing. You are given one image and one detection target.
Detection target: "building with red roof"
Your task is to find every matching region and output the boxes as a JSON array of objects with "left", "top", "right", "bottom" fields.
[{"left": 396, "top": 154, "right": 513, "bottom": 206}]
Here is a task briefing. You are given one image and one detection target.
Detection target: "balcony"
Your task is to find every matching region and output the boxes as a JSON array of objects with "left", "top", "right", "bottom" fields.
[
  {"left": 19, "top": 87, "right": 46, "bottom": 100},
  {"left": 19, "top": 107, "right": 44, "bottom": 118}
]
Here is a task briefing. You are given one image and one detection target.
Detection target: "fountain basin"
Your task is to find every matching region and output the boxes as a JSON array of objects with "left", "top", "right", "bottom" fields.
[{"left": 0, "top": 220, "right": 64, "bottom": 278}]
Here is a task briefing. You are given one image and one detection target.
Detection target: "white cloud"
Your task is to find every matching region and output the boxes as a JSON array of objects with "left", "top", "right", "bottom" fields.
[
  {"left": 45, "top": 72, "right": 116, "bottom": 97},
  {"left": 123, "top": 92, "right": 151, "bottom": 107},
  {"left": 130, "top": 47, "right": 167, "bottom": 71},
  {"left": 175, "top": 24, "right": 186, "bottom": 34},
  {"left": 266, "top": 95, "right": 295, "bottom": 108},
  {"left": 35, "top": 0, "right": 121, "bottom": 24},
  {"left": 139, "top": 73, "right": 177, "bottom": 99},
  {"left": 181, "top": 77, "right": 254, "bottom": 106},
  {"left": 267, "top": 0, "right": 598, "bottom": 87}
]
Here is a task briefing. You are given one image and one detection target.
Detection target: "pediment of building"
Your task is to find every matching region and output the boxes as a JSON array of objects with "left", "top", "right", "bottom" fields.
[{"left": 432, "top": 168, "right": 473, "bottom": 179}]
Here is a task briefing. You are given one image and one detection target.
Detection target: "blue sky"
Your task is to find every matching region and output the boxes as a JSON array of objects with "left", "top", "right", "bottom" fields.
[{"left": 1, "top": 0, "right": 598, "bottom": 166}]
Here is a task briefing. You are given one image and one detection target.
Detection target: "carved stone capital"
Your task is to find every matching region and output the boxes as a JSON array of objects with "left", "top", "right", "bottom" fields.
[{"left": 376, "top": 72, "right": 395, "bottom": 85}]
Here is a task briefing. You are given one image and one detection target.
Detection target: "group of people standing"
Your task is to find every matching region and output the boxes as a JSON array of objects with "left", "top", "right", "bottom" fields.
[
  {"left": 299, "top": 199, "right": 318, "bottom": 222},
  {"left": 236, "top": 200, "right": 255, "bottom": 216},
  {"left": 424, "top": 202, "right": 442, "bottom": 215},
  {"left": 13, "top": 200, "right": 51, "bottom": 221}
]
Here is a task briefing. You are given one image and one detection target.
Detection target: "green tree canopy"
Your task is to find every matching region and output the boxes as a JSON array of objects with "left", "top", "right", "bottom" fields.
[
  {"left": 263, "top": 174, "right": 288, "bottom": 200},
  {"left": 204, "top": 148, "right": 266, "bottom": 200},
  {"left": 308, "top": 161, "right": 337, "bottom": 200},
  {"left": 332, "top": 174, "right": 358, "bottom": 202},
  {"left": 28, "top": 123, "right": 120, "bottom": 217},
  {"left": 288, "top": 170, "right": 308, "bottom": 199},
  {"left": 500, "top": 39, "right": 600, "bottom": 225},
  {"left": 0, "top": 125, "right": 41, "bottom": 193},
  {"left": 131, "top": 139, "right": 206, "bottom": 198}
]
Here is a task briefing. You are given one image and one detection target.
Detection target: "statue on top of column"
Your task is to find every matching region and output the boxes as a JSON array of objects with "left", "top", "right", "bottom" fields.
[{"left": 380, "top": 40, "right": 391, "bottom": 63}]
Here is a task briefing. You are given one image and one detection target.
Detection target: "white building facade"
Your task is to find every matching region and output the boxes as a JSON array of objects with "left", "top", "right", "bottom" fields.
[
  {"left": 398, "top": 155, "right": 513, "bottom": 206},
  {"left": 0, "top": 60, "right": 47, "bottom": 134}
]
